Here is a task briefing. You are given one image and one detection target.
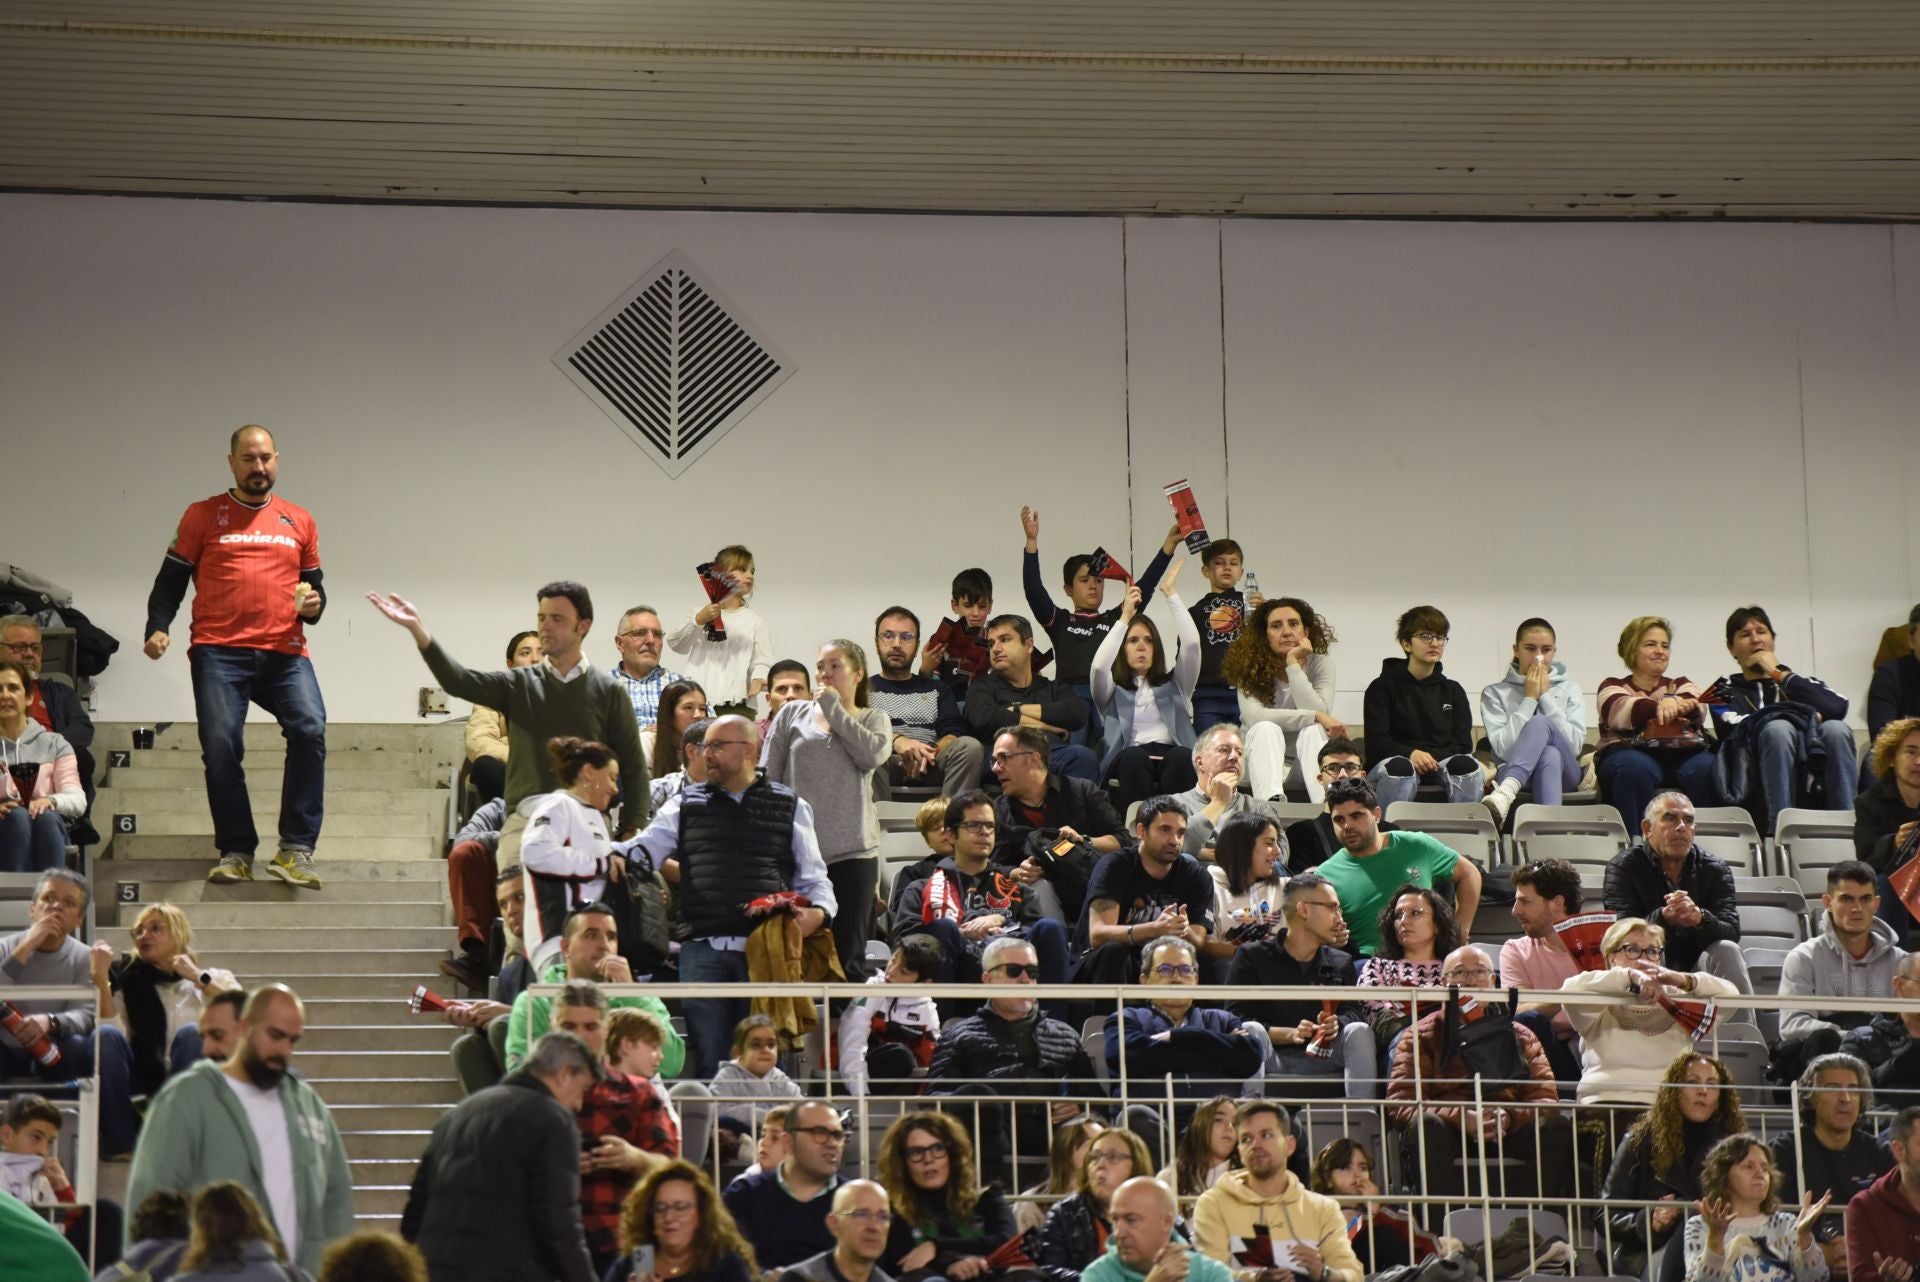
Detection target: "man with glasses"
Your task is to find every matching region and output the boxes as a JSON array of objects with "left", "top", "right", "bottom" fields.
[
  {"left": 990, "top": 725, "right": 1126, "bottom": 925},
  {"left": 1499, "top": 858, "right": 1586, "bottom": 1081},
  {"left": 723, "top": 1100, "right": 846, "bottom": 1276},
  {"left": 1107, "top": 936, "right": 1266, "bottom": 1153},
  {"left": 892, "top": 790, "right": 1070, "bottom": 994},
  {"left": 610, "top": 606, "right": 684, "bottom": 741},
  {"left": 927, "top": 935, "right": 1096, "bottom": 1174},
  {"left": 0, "top": 617, "right": 94, "bottom": 824},
  {"left": 1225, "top": 873, "right": 1377, "bottom": 1097},
  {"left": 1172, "top": 724, "right": 1290, "bottom": 860},
  {"left": 869, "top": 606, "right": 983, "bottom": 799},
  {"left": 1385, "top": 944, "right": 1573, "bottom": 1203},
  {"left": 620, "top": 714, "right": 836, "bottom": 1078},
  {"left": 1076, "top": 797, "right": 1213, "bottom": 982},
  {"left": 1603, "top": 790, "right": 1751, "bottom": 992},
  {"left": 1280, "top": 737, "right": 1396, "bottom": 872},
  {"left": 964, "top": 613, "right": 1098, "bottom": 783},
  {"left": 784, "top": 1180, "right": 898, "bottom": 1282},
  {"left": 1361, "top": 605, "right": 1484, "bottom": 810}
]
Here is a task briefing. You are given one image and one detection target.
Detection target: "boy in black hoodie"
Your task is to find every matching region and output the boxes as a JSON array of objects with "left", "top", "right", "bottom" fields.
[{"left": 1362, "top": 605, "right": 1484, "bottom": 810}]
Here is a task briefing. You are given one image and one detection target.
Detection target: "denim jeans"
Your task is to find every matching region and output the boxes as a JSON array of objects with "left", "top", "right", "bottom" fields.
[
  {"left": 0, "top": 1024, "right": 97, "bottom": 1084},
  {"left": 0, "top": 807, "right": 68, "bottom": 872},
  {"left": 97, "top": 1024, "right": 202, "bottom": 1155},
  {"left": 1368, "top": 756, "right": 1485, "bottom": 810},
  {"left": 1755, "top": 718, "right": 1859, "bottom": 834},
  {"left": 1597, "top": 747, "right": 1717, "bottom": 833},
  {"left": 678, "top": 938, "right": 750, "bottom": 1080},
  {"left": 1269, "top": 1021, "right": 1379, "bottom": 1098},
  {"left": 1493, "top": 716, "right": 1584, "bottom": 804},
  {"left": 1190, "top": 687, "right": 1240, "bottom": 733},
  {"left": 189, "top": 645, "right": 327, "bottom": 858}
]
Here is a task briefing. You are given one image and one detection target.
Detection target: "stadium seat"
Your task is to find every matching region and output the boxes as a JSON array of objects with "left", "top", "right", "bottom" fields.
[
  {"left": 1737, "top": 902, "right": 1809, "bottom": 950},
  {"left": 1444, "top": 1207, "right": 1572, "bottom": 1279},
  {"left": 1384, "top": 801, "right": 1503, "bottom": 867},
  {"left": 1511, "top": 804, "right": 1631, "bottom": 872},
  {"left": 1705, "top": 1025, "right": 1769, "bottom": 1089},
  {"left": 876, "top": 799, "right": 924, "bottom": 832},
  {"left": 1741, "top": 946, "right": 1794, "bottom": 1044},
  {"left": 1297, "top": 1105, "right": 1384, "bottom": 1184},
  {"left": 1473, "top": 902, "right": 1524, "bottom": 950},
  {"left": 1775, "top": 809, "right": 1858, "bottom": 898},
  {"left": 1692, "top": 807, "right": 1766, "bottom": 875}
]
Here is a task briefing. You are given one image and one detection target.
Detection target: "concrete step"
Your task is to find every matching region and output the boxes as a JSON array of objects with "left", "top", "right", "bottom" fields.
[
  {"left": 218, "top": 948, "right": 448, "bottom": 976},
  {"left": 301, "top": 1024, "right": 461, "bottom": 1053},
  {"left": 109, "top": 833, "right": 443, "bottom": 861},
  {"left": 306, "top": 998, "right": 450, "bottom": 1028},
  {"left": 113, "top": 900, "right": 447, "bottom": 929},
  {"left": 354, "top": 1186, "right": 415, "bottom": 1216},
  {"left": 99, "top": 874, "right": 445, "bottom": 905},
  {"left": 104, "top": 924, "right": 451, "bottom": 951},
  {"left": 94, "top": 857, "right": 447, "bottom": 886},
  {"left": 324, "top": 1079, "right": 464, "bottom": 1107},
  {"left": 351, "top": 1157, "right": 427, "bottom": 1183},
  {"left": 102, "top": 783, "right": 449, "bottom": 816},
  {"left": 119, "top": 748, "right": 442, "bottom": 780},
  {"left": 332, "top": 1103, "right": 453, "bottom": 1132},
  {"left": 343, "top": 1129, "right": 436, "bottom": 1160},
  {"left": 296, "top": 1050, "right": 451, "bottom": 1079},
  {"left": 274, "top": 973, "right": 462, "bottom": 999},
  {"left": 356, "top": 1213, "right": 402, "bottom": 1232},
  {"left": 95, "top": 804, "right": 445, "bottom": 839},
  {"left": 101, "top": 721, "right": 461, "bottom": 755}
]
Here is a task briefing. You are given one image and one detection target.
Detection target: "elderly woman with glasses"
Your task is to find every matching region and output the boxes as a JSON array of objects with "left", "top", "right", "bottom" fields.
[
  {"left": 876, "top": 1111, "right": 1015, "bottom": 1282},
  {"left": 1561, "top": 918, "right": 1740, "bottom": 1112}
]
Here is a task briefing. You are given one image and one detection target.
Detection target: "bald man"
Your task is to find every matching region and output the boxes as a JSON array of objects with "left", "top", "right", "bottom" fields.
[
  {"left": 126, "top": 984, "right": 353, "bottom": 1273},
  {"left": 145, "top": 425, "right": 330, "bottom": 889},
  {"left": 620, "top": 714, "right": 838, "bottom": 1077},
  {"left": 784, "top": 1180, "right": 898, "bottom": 1282},
  {"left": 1087, "top": 1177, "right": 1233, "bottom": 1282}
]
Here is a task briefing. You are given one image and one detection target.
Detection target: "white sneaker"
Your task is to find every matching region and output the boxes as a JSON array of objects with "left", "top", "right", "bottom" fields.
[{"left": 1484, "top": 778, "right": 1521, "bottom": 826}]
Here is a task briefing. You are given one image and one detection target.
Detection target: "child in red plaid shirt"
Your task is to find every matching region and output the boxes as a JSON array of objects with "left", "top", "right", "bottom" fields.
[{"left": 566, "top": 999, "right": 682, "bottom": 1275}]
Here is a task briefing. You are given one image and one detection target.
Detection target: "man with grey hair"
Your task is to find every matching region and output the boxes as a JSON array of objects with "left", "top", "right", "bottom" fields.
[
  {"left": 402, "top": 1029, "right": 604, "bottom": 1282},
  {"left": 783, "top": 1179, "right": 898, "bottom": 1282},
  {"left": 1772, "top": 1051, "right": 1891, "bottom": 1276},
  {"left": 1170, "top": 724, "right": 1286, "bottom": 860},
  {"left": 1602, "top": 790, "right": 1752, "bottom": 992},
  {"left": 1874, "top": 953, "right": 1920, "bottom": 1092},
  {"left": 611, "top": 605, "right": 684, "bottom": 740},
  {"left": 0, "top": 868, "right": 94, "bottom": 1082},
  {"left": 0, "top": 614, "right": 94, "bottom": 819},
  {"left": 1087, "top": 1175, "right": 1235, "bottom": 1282},
  {"left": 1109, "top": 935, "right": 1266, "bottom": 1155}
]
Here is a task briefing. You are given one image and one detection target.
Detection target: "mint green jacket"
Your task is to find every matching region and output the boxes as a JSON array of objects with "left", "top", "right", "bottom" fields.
[{"left": 503, "top": 961, "right": 686, "bottom": 1076}]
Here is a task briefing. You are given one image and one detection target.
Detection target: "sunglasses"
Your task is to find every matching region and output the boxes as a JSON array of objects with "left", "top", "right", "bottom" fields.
[{"left": 989, "top": 962, "right": 1038, "bottom": 979}]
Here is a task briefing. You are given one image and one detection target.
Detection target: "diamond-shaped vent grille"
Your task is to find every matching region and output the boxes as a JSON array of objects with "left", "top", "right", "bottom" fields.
[{"left": 554, "top": 252, "right": 794, "bottom": 478}]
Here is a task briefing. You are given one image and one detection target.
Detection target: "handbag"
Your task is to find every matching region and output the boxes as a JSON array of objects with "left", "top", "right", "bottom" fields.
[
  {"left": 1630, "top": 719, "right": 1708, "bottom": 754},
  {"left": 607, "top": 848, "right": 674, "bottom": 975}
]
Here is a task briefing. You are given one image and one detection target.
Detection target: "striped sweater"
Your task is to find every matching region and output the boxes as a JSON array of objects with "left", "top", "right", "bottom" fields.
[{"left": 1595, "top": 674, "right": 1707, "bottom": 754}]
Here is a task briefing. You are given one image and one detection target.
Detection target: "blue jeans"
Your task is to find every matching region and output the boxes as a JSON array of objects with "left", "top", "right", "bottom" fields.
[
  {"left": 1190, "top": 686, "right": 1240, "bottom": 733},
  {"left": 189, "top": 646, "right": 327, "bottom": 858},
  {"left": 679, "top": 939, "right": 750, "bottom": 1080},
  {"left": 1493, "top": 717, "right": 1583, "bottom": 804},
  {"left": 97, "top": 1024, "right": 203, "bottom": 1155},
  {"left": 1068, "top": 682, "right": 1097, "bottom": 751},
  {"left": 1047, "top": 744, "right": 1098, "bottom": 785},
  {"left": 1597, "top": 747, "right": 1717, "bottom": 831},
  {"left": 1368, "top": 756, "right": 1484, "bottom": 810},
  {"left": 1755, "top": 719, "right": 1858, "bottom": 834},
  {"left": 0, "top": 1024, "right": 97, "bottom": 1084},
  {"left": 0, "top": 807, "right": 68, "bottom": 872}
]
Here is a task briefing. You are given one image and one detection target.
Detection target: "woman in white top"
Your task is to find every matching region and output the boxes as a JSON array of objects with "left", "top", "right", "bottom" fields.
[
  {"left": 1203, "top": 810, "right": 1287, "bottom": 968},
  {"left": 90, "top": 901, "right": 240, "bottom": 1156},
  {"left": 1683, "top": 1134, "right": 1830, "bottom": 1282},
  {"left": 1089, "top": 559, "right": 1201, "bottom": 813},
  {"left": 764, "top": 640, "right": 893, "bottom": 978},
  {"left": 520, "top": 736, "right": 624, "bottom": 971},
  {"left": 666, "top": 545, "right": 774, "bottom": 711},
  {"left": 1221, "top": 598, "right": 1345, "bottom": 802}
]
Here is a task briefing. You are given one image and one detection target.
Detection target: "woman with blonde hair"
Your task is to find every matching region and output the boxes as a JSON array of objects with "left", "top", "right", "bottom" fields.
[
  {"left": 1030, "top": 1128, "right": 1159, "bottom": 1281},
  {"left": 876, "top": 1111, "right": 1015, "bottom": 1280},
  {"left": 173, "top": 1181, "right": 306, "bottom": 1282},
  {"left": 91, "top": 900, "right": 240, "bottom": 1155},
  {"left": 604, "top": 1159, "right": 757, "bottom": 1282},
  {"left": 1596, "top": 615, "right": 1717, "bottom": 836},
  {"left": 1682, "top": 1135, "right": 1830, "bottom": 1282}
]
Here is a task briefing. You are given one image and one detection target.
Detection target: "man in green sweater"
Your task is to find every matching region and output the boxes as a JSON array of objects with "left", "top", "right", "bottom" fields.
[
  {"left": 125, "top": 985, "right": 354, "bottom": 1274},
  {"left": 505, "top": 903, "right": 685, "bottom": 1074},
  {"left": 367, "top": 581, "right": 648, "bottom": 865},
  {"left": 0, "top": 1184, "right": 88, "bottom": 1281}
]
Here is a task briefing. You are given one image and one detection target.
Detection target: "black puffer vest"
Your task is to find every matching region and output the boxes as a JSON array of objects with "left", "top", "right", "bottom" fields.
[{"left": 676, "top": 773, "right": 799, "bottom": 938}]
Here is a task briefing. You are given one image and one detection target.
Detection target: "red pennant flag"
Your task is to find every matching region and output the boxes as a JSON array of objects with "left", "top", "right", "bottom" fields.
[
  {"left": 1890, "top": 834, "right": 1920, "bottom": 922},
  {"left": 695, "top": 562, "right": 733, "bottom": 639},
  {"left": 1086, "top": 547, "right": 1133, "bottom": 586},
  {"left": 1553, "top": 910, "right": 1617, "bottom": 972},
  {"left": 409, "top": 985, "right": 453, "bottom": 1015},
  {"left": 930, "top": 618, "right": 990, "bottom": 680}
]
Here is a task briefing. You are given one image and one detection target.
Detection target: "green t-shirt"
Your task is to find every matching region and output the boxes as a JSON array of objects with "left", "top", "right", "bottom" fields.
[
  {"left": 1316, "top": 830, "right": 1461, "bottom": 955},
  {"left": 0, "top": 1189, "right": 88, "bottom": 1282}
]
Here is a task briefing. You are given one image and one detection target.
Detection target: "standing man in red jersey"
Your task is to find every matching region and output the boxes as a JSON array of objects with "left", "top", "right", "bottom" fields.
[{"left": 144, "top": 425, "right": 328, "bottom": 889}]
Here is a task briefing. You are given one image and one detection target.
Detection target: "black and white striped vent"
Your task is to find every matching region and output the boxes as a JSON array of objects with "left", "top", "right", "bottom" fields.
[{"left": 554, "top": 252, "right": 794, "bottom": 478}]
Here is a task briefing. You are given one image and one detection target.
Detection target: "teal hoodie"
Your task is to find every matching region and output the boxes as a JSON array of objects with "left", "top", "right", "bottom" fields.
[
  {"left": 1084, "top": 1239, "right": 1234, "bottom": 1282},
  {"left": 503, "top": 960, "right": 686, "bottom": 1076},
  {"left": 125, "top": 1059, "right": 354, "bottom": 1274}
]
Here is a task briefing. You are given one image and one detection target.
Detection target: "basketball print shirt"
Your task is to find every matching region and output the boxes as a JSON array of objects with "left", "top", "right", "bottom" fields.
[{"left": 168, "top": 492, "right": 321, "bottom": 654}]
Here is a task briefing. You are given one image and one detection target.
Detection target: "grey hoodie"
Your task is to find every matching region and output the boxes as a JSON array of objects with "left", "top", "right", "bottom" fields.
[
  {"left": 1779, "top": 915, "right": 1907, "bottom": 1043},
  {"left": 1479, "top": 659, "right": 1586, "bottom": 763}
]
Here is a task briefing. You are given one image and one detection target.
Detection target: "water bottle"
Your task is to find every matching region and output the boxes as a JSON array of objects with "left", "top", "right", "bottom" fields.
[
  {"left": 1242, "top": 572, "right": 1260, "bottom": 599},
  {"left": 1, "top": 1001, "right": 62, "bottom": 1068}
]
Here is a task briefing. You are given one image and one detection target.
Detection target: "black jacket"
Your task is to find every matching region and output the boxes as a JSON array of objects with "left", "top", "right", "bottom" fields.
[
  {"left": 927, "top": 1006, "right": 1094, "bottom": 1092},
  {"left": 1854, "top": 773, "right": 1920, "bottom": 873},
  {"left": 1362, "top": 659, "right": 1474, "bottom": 765},
  {"left": 36, "top": 678, "right": 93, "bottom": 753},
  {"left": 401, "top": 1071, "right": 596, "bottom": 1282},
  {"left": 1224, "top": 930, "right": 1361, "bottom": 1033},
  {"left": 1029, "top": 1193, "right": 1108, "bottom": 1282},
  {"left": 1599, "top": 1123, "right": 1721, "bottom": 1275},
  {"left": 1602, "top": 842, "right": 1740, "bottom": 972},
  {"left": 1869, "top": 654, "right": 1920, "bottom": 742},
  {"left": 965, "top": 670, "right": 1088, "bottom": 740},
  {"left": 882, "top": 1183, "right": 1017, "bottom": 1273},
  {"left": 992, "top": 774, "right": 1128, "bottom": 924}
]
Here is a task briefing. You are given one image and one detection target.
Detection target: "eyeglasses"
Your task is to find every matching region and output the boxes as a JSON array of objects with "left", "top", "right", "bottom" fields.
[
  {"left": 653, "top": 1201, "right": 699, "bottom": 1218},
  {"left": 878, "top": 631, "right": 918, "bottom": 645},
  {"left": 1413, "top": 632, "right": 1450, "bottom": 645},
  {"left": 904, "top": 1143, "right": 950, "bottom": 1163},
  {"left": 1298, "top": 900, "right": 1342, "bottom": 913},
  {"left": 1088, "top": 1150, "right": 1134, "bottom": 1168},
  {"left": 990, "top": 751, "right": 1038, "bottom": 767},
  {"left": 1615, "top": 944, "right": 1664, "bottom": 961},
  {"left": 957, "top": 820, "right": 997, "bottom": 834},
  {"left": 791, "top": 1125, "right": 847, "bottom": 1144},
  {"left": 704, "top": 739, "right": 750, "bottom": 752},
  {"left": 1443, "top": 966, "right": 1495, "bottom": 982},
  {"left": 1320, "top": 762, "right": 1364, "bottom": 777},
  {"left": 988, "top": 962, "right": 1038, "bottom": 979},
  {"left": 1152, "top": 964, "right": 1197, "bottom": 980},
  {"left": 843, "top": 1208, "right": 892, "bottom": 1224},
  {"left": 3, "top": 641, "right": 40, "bottom": 655},
  {"left": 616, "top": 630, "right": 661, "bottom": 641}
]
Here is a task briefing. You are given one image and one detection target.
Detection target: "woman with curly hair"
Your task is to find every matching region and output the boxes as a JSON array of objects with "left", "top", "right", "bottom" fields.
[
  {"left": 1600, "top": 1051, "right": 1748, "bottom": 1276},
  {"left": 1682, "top": 1135, "right": 1830, "bottom": 1282},
  {"left": 1356, "top": 886, "right": 1462, "bottom": 1065},
  {"left": 603, "top": 1159, "right": 758, "bottom": 1282},
  {"left": 877, "top": 1111, "right": 1015, "bottom": 1280},
  {"left": 1221, "top": 597, "right": 1342, "bottom": 803},
  {"left": 1157, "top": 1096, "right": 1240, "bottom": 1201}
]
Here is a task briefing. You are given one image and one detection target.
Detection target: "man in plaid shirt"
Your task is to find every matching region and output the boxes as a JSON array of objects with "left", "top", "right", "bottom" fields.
[
  {"left": 554, "top": 981, "right": 681, "bottom": 1275},
  {"left": 611, "top": 606, "right": 685, "bottom": 738}
]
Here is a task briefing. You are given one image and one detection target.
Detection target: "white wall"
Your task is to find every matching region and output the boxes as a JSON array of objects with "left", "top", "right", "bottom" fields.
[{"left": 1, "top": 194, "right": 1913, "bottom": 727}]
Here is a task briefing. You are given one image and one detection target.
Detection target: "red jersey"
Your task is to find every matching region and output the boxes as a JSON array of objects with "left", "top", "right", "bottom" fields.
[{"left": 168, "top": 492, "right": 321, "bottom": 655}]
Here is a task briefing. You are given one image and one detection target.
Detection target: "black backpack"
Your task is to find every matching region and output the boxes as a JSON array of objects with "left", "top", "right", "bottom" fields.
[{"left": 1439, "top": 986, "right": 1528, "bottom": 1083}]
